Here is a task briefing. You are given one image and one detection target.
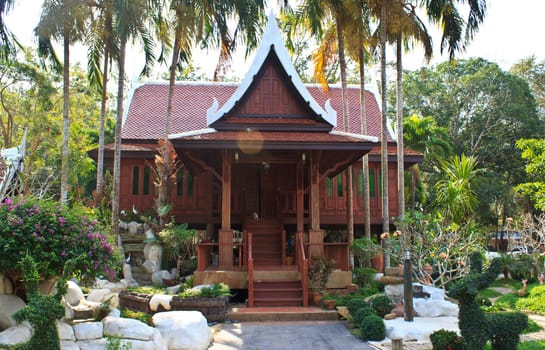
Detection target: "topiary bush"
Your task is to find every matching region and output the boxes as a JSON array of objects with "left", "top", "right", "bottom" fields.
[
  {"left": 352, "top": 267, "right": 378, "bottom": 289},
  {"left": 346, "top": 298, "right": 368, "bottom": 316},
  {"left": 430, "top": 329, "right": 463, "bottom": 350},
  {"left": 358, "top": 314, "right": 385, "bottom": 341},
  {"left": 487, "top": 312, "right": 528, "bottom": 350},
  {"left": 370, "top": 295, "right": 393, "bottom": 318},
  {"left": 352, "top": 304, "right": 376, "bottom": 325}
]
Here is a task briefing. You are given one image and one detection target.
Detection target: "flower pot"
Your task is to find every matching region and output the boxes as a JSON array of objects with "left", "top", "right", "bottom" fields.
[
  {"left": 322, "top": 299, "right": 336, "bottom": 310},
  {"left": 285, "top": 256, "right": 294, "bottom": 265},
  {"left": 371, "top": 253, "right": 384, "bottom": 272}
]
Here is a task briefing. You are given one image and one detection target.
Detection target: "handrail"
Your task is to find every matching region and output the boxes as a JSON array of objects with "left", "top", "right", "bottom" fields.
[
  {"left": 297, "top": 232, "right": 308, "bottom": 306},
  {"left": 248, "top": 232, "right": 254, "bottom": 307}
]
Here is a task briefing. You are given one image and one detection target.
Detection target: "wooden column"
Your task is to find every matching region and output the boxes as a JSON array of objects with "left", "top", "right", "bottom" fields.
[
  {"left": 296, "top": 162, "right": 304, "bottom": 233},
  {"left": 219, "top": 150, "right": 233, "bottom": 268},
  {"left": 308, "top": 151, "right": 323, "bottom": 258}
]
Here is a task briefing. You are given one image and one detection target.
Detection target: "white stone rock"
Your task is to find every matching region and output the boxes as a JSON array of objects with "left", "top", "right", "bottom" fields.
[
  {"left": 119, "top": 221, "right": 128, "bottom": 230},
  {"left": 384, "top": 316, "right": 459, "bottom": 342},
  {"left": 422, "top": 284, "right": 448, "bottom": 300},
  {"left": 73, "top": 322, "right": 104, "bottom": 340},
  {"left": 108, "top": 308, "right": 121, "bottom": 318},
  {"left": 166, "top": 285, "right": 182, "bottom": 294},
  {"left": 57, "top": 321, "right": 76, "bottom": 341},
  {"left": 102, "top": 316, "right": 155, "bottom": 341},
  {"left": 152, "top": 270, "right": 172, "bottom": 286},
  {"left": 144, "top": 229, "right": 156, "bottom": 240},
  {"left": 129, "top": 221, "right": 140, "bottom": 234},
  {"left": 122, "top": 263, "right": 138, "bottom": 287},
  {"left": 0, "top": 273, "right": 13, "bottom": 295},
  {"left": 153, "top": 311, "right": 212, "bottom": 350},
  {"left": 414, "top": 298, "right": 458, "bottom": 317},
  {"left": 118, "top": 336, "right": 167, "bottom": 350},
  {"left": 60, "top": 340, "right": 80, "bottom": 350},
  {"left": 87, "top": 289, "right": 119, "bottom": 309},
  {"left": 65, "top": 281, "right": 85, "bottom": 306},
  {"left": 93, "top": 279, "right": 127, "bottom": 292},
  {"left": 0, "top": 324, "right": 31, "bottom": 345},
  {"left": 77, "top": 338, "right": 108, "bottom": 350},
  {"left": 143, "top": 243, "right": 163, "bottom": 264},
  {"left": 0, "top": 295, "right": 26, "bottom": 331},
  {"left": 142, "top": 260, "right": 159, "bottom": 274},
  {"left": 149, "top": 294, "right": 173, "bottom": 312}
]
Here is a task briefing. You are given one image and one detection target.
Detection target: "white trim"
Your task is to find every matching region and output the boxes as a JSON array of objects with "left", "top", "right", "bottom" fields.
[
  {"left": 206, "top": 12, "right": 337, "bottom": 127},
  {"left": 329, "top": 130, "right": 378, "bottom": 143},
  {"left": 169, "top": 128, "right": 217, "bottom": 140}
]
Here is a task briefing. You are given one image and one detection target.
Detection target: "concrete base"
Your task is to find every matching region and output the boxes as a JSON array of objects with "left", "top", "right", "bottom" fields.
[
  {"left": 194, "top": 269, "right": 352, "bottom": 290},
  {"left": 228, "top": 306, "right": 339, "bottom": 322}
]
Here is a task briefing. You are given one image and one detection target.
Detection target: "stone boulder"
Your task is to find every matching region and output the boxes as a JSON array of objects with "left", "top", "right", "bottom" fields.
[
  {"left": 152, "top": 270, "right": 172, "bottom": 285},
  {"left": 414, "top": 298, "right": 458, "bottom": 317},
  {"left": 149, "top": 294, "right": 173, "bottom": 312},
  {"left": 0, "top": 324, "right": 31, "bottom": 346},
  {"left": 74, "top": 321, "right": 104, "bottom": 340},
  {"left": 87, "top": 288, "right": 120, "bottom": 309},
  {"left": 0, "top": 295, "right": 26, "bottom": 331},
  {"left": 64, "top": 280, "right": 85, "bottom": 306},
  {"left": 153, "top": 311, "right": 212, "bottom": 350},
  {"left": 57, "top": 321, "right": 76, "bottom": 341},
  {"left": 102, "top": 316, "right": 156, "bottom": 341}
]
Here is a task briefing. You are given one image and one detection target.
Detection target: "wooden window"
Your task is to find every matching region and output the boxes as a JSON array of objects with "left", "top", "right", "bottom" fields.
[
  {"left": 327, "top": 177, "right": 333, "bottom": 196},
  {"left": 132, "top": 167, "right": 139, "bottom": 195},
  {"left": 356, "top": 168, "right": 363, "bottom": 198},
  {"left": 143, "top": 166, "right": 151, "bottom": 195},
  {"left": 177, "top": 169, "right": 184, "bottom": 196},
  {"left": 369, "top": 170, "right": 376, "bottom": 198},
  {"left": 187, "top": 172, "right": 194, "bottom": 197},
  {"left": 337, "top": 174, "right": 343, "bottom": 197}
]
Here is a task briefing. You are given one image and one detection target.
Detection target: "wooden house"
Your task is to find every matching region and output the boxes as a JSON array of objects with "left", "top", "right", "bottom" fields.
[{"left": 104, "top": 15, "right": 422, "bottom": 306}]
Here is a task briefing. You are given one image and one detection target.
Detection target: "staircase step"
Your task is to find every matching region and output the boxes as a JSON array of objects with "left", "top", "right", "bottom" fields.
[
  {"left": 228, "top": 306, "right": 339, "bottom": 322},
  {"left": 253, "top": 298, "right": 303, "bottom": 307}
]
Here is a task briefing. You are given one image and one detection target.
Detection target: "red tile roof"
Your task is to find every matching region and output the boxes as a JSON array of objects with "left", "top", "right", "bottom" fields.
[{"left": 122, "top": 82, "right": 390, "bottom": 142}]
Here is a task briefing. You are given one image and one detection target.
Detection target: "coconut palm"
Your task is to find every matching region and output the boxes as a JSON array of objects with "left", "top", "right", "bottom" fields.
[
  {"left": 421, "top": 0, "right": 487, "bottom": 59},
  {"left": 295, "top": 0, "right": 355, "bottom": 266},
  {"left": 111, "top": 0, "right": 162, "bottom": 234},
  {"left": 0, "top": 0, "right": 15, "bottom": 59},
  {"left": 35, "top": 0, "right": 91, "bottom": 204}
]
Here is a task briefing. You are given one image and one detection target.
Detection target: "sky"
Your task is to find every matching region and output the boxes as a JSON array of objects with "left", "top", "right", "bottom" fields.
[{"left": 5, "top": 0, "right": 545, "bottom": 80}]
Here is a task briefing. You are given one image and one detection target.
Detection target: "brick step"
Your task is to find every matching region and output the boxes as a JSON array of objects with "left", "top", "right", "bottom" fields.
[
  {"left": 228, "top": 306, "right": 339, "bottom": 322},
  {"left": 253, "top": 298, "right": 303, "bottom": 307}
]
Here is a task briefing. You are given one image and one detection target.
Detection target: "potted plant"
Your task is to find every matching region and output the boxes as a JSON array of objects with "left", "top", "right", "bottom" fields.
[
  {"left": 308, "top": 256, "right": 336, "bottom": 305},
  {"left": 321, "top": 293, "right": 337, "bottom": 310},
  {"left": 351, "top": 237, "right": 382, "bottom": 270}
]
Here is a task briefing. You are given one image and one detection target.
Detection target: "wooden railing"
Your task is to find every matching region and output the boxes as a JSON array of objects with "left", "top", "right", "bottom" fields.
[
  {"left": 248, "top": 232, "right": 254, "bottom": 307},
  {"left": 297, "top": 232, "right": 308, "bottom": 307}
]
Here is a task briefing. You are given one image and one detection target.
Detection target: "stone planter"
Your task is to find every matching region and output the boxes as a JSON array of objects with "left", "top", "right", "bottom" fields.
[{"left": 119, "top": 291, "right": 228, "bottom": 322}]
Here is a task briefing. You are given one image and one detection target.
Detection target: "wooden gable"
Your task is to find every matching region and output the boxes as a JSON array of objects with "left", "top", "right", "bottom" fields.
[{"left": 210, "top": 52, "right": 331, "bottom": 132}]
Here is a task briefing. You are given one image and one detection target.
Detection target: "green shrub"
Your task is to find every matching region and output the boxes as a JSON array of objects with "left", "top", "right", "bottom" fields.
[
  {"left": 370, "top": 295, "right": 393, "bottom": 318},
  {"left": 495, "top": 293, "right": 520, "bottom": 309},
  {"left": 516, "top": 286, "right": 545, "bottom": 313},
  {"left": 346, "top": 298, "right": 368, "bottom": 316},
  {"left": 487, "top": 312, "right": 528, "bottom": 350},
  {"left": 353, "top": 267, "right": 377, "bottom": 288},
  {"left": 120, "top": 308, "right": 153, "bottom": 326},
  {"left": 352, "top": 305, "right": 376, "bottom": 325},
  {"left": 358, "top": 314, "right": 385, "bottom": 341},
  {"left": 430, "top": 329, "right": 464, "bottom": 350},
  {"left": 178, "top": 283, "right": 230, "bottom": 298}
]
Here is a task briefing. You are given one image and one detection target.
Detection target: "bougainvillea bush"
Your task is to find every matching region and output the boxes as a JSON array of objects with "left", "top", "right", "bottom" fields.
[{"left": 0, "top": 197, "right": 119, "bottom": 283}]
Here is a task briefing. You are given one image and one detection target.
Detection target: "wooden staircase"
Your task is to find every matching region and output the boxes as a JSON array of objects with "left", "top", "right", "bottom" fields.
[
  {"left": 246, "top": 223, "right": 308, "bottom": 308},
  {"left": 244, "top": 219, "right": 283, "bottom": 266},
  {"left": 253, "top": 279, "right": 303, "bottom": 307}
]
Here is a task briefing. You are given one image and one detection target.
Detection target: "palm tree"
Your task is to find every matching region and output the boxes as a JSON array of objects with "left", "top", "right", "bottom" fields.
[
  {"left": 0, "top": 0, "right": 15, "bottom": 60},
  {"left": 421, "top": 0, "right": 488, "bottom": 60},
  {"left": 403, "top": 114, "right": 451, "bottom": 209},
  {"left": 87, "top": 0, "right": 117, "bottom": 205},
  {"left": 295, "top": 0, "right": 356, "bottom": 267},
  {"left": 434, "top": 154, "right": 479, "bottom": 224},
  {"left": 35, "top": 0, "right": 90, "bottom": 204},
  {"left": 111, "top": 0, "right": 161, "bottom": 234}
]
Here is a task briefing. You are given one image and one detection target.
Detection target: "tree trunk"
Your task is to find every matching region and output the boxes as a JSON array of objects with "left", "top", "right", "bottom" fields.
[
  {"left": 61, "top": 0, "right": 70, "bottom": 205},
  {"left": 95, "top": 14, "right": 111, "bottom": 205},
  {"left": 380, "top": 0, "right": 390, "bottom": 269},
  {"left": 112, "top": 34, "right": 127, "bottom": 236},
  {"left": 396, "top": 34, "right": 405, "bottom": 218},
  {"left": 336, "top": 12, "right": 354, "bottom": 269},
  {"left": 359, "top": 44, "right": 371, "bottom": 239}
]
